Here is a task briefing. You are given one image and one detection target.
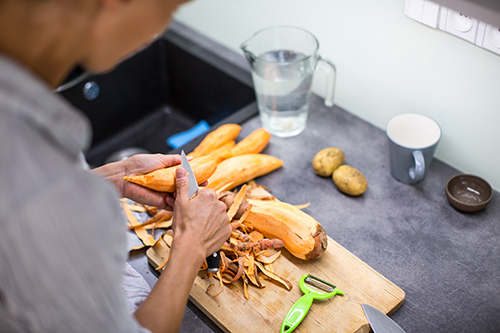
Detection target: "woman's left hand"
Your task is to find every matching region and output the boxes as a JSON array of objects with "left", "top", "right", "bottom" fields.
[{"left": 92, "top": 153, "right": 181, "bottom": 210}]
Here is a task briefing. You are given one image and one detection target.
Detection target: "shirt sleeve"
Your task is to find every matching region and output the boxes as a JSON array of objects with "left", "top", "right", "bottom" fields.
[
  {"left": 0, "top": 161, "right": 151, "bottom": 333},
  {"left": 122, "top": 262, "right": 152, "bottom": 314}
]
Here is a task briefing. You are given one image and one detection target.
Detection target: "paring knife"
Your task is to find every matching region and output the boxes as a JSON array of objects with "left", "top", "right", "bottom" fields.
[
  {"left": 362, "top": 304, "right": 406, "bottom": 333},
  {"left": 181, "top": 150, "right": 199, "bottom": 198},
  {"left": 180, "top": 151, "right": 221, "bottom": 273}
]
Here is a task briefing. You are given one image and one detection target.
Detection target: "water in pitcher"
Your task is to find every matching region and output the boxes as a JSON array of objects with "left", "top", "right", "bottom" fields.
[{"left": 252, "top": 50, "right": 314, "bottom": 137}]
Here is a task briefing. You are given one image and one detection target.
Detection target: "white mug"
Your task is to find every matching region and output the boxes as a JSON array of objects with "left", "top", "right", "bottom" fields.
[{"left": 386, "top": 113, "right": 441, "bottom": 184}]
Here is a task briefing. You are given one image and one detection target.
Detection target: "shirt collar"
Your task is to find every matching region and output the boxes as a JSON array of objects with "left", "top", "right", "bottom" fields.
[{"left": 0, "top": 54, "right": 92, "bottom": 160}]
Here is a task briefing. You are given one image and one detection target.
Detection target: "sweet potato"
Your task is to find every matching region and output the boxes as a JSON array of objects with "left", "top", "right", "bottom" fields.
[
  {"left": 123, "top": 156, "right": 217, "bottom": 192},
  {"left": 244, "top": 199, "right": 327, "bottom": 260},
  {"left": 206, "top": 154, "right": 283, "bottom": 191},
  {"left": 230, "top": 238, "right": 284, "bottom": 252},
  {"left": 230, "top": 128, "right": 271, "bottom": 157},
  {"left": 207, "top": 140, "right": 235, "bottom": 163},
  {"left": 189, "top": 124, "right": 241, "bottom": 158}
]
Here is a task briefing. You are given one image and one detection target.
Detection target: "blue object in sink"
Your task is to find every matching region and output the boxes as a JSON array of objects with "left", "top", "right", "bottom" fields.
[{"left": 167, "top": 120, "right": 210, "bottom": 149}]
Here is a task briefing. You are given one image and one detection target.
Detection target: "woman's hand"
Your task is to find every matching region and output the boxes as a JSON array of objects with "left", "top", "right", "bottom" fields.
[
  {"left": 134, "top": 167, "right": 230, "bottom": 333},
  {"left": 171, "top": 167, "right": 231, "bottom": 259},
  {"left": 92, "top": 153, "right": 181, "bottom": 210}
]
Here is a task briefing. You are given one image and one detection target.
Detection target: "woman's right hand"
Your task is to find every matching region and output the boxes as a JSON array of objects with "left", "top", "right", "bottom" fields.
[
  {"left": 170, "top": 167, "right": 231, "bottom": 261},
  {"left": 135, "top": 167, "right": 230, "bottom": 333}
]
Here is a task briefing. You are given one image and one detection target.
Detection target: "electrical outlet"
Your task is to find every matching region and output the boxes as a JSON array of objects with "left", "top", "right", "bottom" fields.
[
  {"left": 405, "top": 0, "right": 500, "bottom": 56},
  {"left": 439, "top": 7, "right": 479, "bottom": 43},
  {"left": 477, "top": 22, "right": 500, "bottom": 55}
]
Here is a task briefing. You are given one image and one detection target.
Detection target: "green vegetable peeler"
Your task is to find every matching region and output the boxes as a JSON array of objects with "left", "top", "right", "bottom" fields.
[{"left": 281, "top": 274, "right": 344, "bottom": 333}]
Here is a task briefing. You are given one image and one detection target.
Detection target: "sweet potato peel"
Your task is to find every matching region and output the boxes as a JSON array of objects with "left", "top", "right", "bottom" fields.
[
  {"left": 226, "top": 184, "right": 248, "bottom": 221},
  {"left": 200, "top": 184, "right": 292, "bottom": 299},
  {"left": 129, "top": 210, "right": 172, "bottom": 230},
  {"left": 256, "top": 250, "right": 281, "bottom": 264},
  {"left": 121, "top": 181, "right": 316, "bottom": 302},
  {"left": 122, "top": 201, "right": 156, "bottom": 247},
  {"left": 255, "top": 261, "right": 292, "bottom": 291}
]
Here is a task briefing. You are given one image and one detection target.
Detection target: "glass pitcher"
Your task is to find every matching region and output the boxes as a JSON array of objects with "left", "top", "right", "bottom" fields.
[{"left": 241, "top": 26, "right": 336, "bottom": 137}]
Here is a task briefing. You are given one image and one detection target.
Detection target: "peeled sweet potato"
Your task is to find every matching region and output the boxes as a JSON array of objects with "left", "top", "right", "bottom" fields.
[
  {"left": 230, "top": 128, "right": 271, "bottom": 157},
  {"left": 207, "top": 140, "right": 235, "bottom": 163},
  {"left": 244, "top": 199, "right": 327, "bottom": 260},
  {"left": 189, "top": 124, "right": 241, "bottom": 158},
  {"left": 123, "top": 156, "right": 217, "bottom": 192},
  {"left": 206, "top": 154, "right": 283, "bottom": 191}
]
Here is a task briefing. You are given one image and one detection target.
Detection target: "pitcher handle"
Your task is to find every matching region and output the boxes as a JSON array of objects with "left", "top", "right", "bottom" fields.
[{"left": 315, "top": 56, "right": 336, "bottom": 107}]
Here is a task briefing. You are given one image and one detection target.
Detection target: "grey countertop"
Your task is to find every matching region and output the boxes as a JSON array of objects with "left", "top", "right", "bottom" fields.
[
  {"left": 239, "top": 98, "right": 500, "bottom": 333},
  {"left": 128, "top": 22, "right": 500, "bottom": 333}
]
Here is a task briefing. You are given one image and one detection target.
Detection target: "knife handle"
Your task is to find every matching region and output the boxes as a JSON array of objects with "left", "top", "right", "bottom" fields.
[{"left": 206, "top": 251, "right": 221, "bottom": 273}]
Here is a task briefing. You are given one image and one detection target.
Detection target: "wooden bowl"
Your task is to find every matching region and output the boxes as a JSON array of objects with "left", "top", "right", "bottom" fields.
[{"left": 446, "top": 174, "right": 493, "bottom": 212}]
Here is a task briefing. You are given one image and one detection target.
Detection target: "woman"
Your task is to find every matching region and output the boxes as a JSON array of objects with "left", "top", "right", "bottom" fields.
[{"left": 0, "top": 0, "right": 231, "bottom": 332}]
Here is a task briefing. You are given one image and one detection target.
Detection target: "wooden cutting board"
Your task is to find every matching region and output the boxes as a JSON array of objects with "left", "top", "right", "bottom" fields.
[{"left": 147, "top": 234, "right": 405, "bottom": 333}]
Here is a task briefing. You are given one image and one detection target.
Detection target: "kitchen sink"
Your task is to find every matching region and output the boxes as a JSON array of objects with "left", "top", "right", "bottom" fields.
[{"left": 59, "top": 22, "right": 257, "bottom": 167}]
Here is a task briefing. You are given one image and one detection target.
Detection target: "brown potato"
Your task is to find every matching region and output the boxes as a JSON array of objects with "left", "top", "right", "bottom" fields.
[
  {"left": 333, "top": 165, "right": 367, "bottom": 196},
  {"left": 312, "top": 147, "right": 345, "bottom": 177}
]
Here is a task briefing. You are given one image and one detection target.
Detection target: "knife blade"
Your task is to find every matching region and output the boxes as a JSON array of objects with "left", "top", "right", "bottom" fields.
[
  {"left": 362, "top": 303, "right": 406, "bottom": 333},
  {"left": 180, "top": 150, "right": 220, "bottom": 273},
  {"left": 180, "top": 150, "right": 199, "bottom": 198}
]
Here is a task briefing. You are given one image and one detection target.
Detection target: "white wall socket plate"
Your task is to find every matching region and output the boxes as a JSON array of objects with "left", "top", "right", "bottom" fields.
[
  {"left": 439, "top": 7, "right": 479, "bottom": 43},
  {"left": 405, "top": 0, "right": 500, "bottom": 56},
  {"left": 405, "top": 0, "right": 440, "bottom": 28},
  {"left": 477, "top": 22, "right": 500, "bottom": 55}
]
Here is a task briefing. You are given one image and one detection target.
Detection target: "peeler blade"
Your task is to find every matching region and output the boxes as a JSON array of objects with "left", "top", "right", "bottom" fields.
[{"left": 304, "top": 274, "right": 337, "bottom": 293}]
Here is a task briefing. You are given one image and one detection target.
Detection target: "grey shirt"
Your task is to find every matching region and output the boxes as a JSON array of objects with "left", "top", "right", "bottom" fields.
[{"left": 0, "top": 55, "right": 150, "bottom": 332}]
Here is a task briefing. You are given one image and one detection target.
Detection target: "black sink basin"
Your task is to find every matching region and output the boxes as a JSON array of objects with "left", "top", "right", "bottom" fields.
[{"left": 59, "top": 22, "right": 257, "bottom": 167}]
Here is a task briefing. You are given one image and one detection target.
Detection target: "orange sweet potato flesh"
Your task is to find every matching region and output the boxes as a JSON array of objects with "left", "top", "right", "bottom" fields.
[
  {"left": 244, "top": 199, "right": 328, "bottom": 260},
  {"left": 207, "top": 140, "right": 235, "bottom": 164},
  {"left": 189, "top": 124, "right": 241, "bottom": 158},
  {"left": 206, "top": 154, "right": 283, "bottom": 191},
  {"left": 123, "top": 156, "right": 217, "bottom": 192},
  {"left": 230, "top": 128, "right": 271, "bottom": 157}
]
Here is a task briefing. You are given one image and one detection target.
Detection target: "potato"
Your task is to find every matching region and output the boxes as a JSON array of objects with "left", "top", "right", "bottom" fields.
[
  {"left": 333, "top": 165, "right": 367, "bottom": 196},
  {"left": 312, "top": 147, "right": 345, "bottom": 177}
]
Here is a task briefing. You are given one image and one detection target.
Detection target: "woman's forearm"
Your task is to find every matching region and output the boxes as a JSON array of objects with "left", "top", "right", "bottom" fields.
[
  {"left": 92, "top": 162, "right": 126, "bottom": 196},
  {"left": 133, "top": 242, "right": 205, "bottom": 333}
]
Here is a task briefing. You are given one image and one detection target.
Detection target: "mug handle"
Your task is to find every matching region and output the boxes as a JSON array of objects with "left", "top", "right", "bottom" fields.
[
  {"left": 315, "top": 57, "right": 336, "bottom": 107},
  {"left": 409, "top": 150, "right": 425, "bottom": 182}
]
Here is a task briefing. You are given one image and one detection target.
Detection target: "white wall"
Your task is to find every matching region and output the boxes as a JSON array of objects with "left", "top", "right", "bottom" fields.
[{"left": 175, "top": 0, "right": 500, "bottom": 190}]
